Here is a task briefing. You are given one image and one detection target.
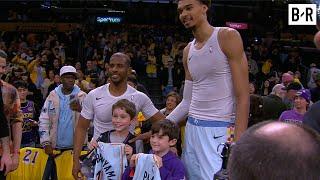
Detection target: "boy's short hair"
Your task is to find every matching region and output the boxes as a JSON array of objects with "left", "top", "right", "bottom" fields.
[
  {"left": 112, "top": 99, "right": 136, "bottom": 119},
  {"left": 151, "top": 119, "right": 179, "bottom": 140},
  {"left": 13, "top": 80, "right": 28, "bottom": 89}
]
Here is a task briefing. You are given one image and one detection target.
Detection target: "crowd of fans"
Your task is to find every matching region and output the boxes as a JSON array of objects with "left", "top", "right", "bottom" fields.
[{"left": 1, "top": 24, "right": 320, "bottom": 143}]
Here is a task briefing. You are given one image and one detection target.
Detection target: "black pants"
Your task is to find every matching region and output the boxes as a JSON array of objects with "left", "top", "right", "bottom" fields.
[
  {"left": 0, "top": 156, "right": 5, "bottom": 180},
  {"left": 0, "top": 171, "right": 5, "bottom": 180},
  {"left": 42, "top": 156, "right": 57, "bottom": 180}
]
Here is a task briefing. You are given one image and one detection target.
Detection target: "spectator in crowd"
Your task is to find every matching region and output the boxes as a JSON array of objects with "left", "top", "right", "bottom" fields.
[
  {"left": 98, "top": 62, "right": 110, "bottom": 86},
  {"left": 161, "top": 48, "right": 171, "bottom": 71},
  {"left": 27, "top": 55, "right": 46, "bottom": 89},
  {"left": 160, "top": 91, "right": 181, "bottom": 116},
  {"left": 261, "top": 84, "right": 287, "bottom": 121},
  {"left": 228, "top": 121, "right": 320, "bottom": 180},
  {"left": 146, "top": 50, "right": 157, "bottom": 78},
  {"left": 281, "top": 72, "right": 294, "bottom": 87},
  {"left": 52, "top": 58, "right": 61, "bottom": 75},
  {"left": 279, "top": 89, "right": 310, "bottom": 124},
  {"left": 307, "top": 63, "right": 320, "bottom": 89},
  {"left": 75, "top": 61, "right": 82, "bottom": 71},
  {"left": 246, "top": 48, "right": 259, "bottom": 77},
  {"left": 293, "top": 71, "right": 302, "bottom": 85},
  {"left": 39, "top": 66, "right": 87, "bottom": 155},
  {"left": 127, "top": 73, "right": 150, "bottom": 97},
  {"left": 14, "top": 80, "right": 39, "bottom": 147},
  {"left": 76, "top": 70, "right": 90, "bottom": 93},
  {"left": 283, "top": 82, "right": 303, "bottom": 109},
  {"left": 310, "top": 72, "right": 320, "bottom": 102},
  {"left": 260, "top": 80, "right": 272, "bottom": 96},
  {"left": 84, "top": 60, "right": 100, "bottom": 78},
  {"left": 21, "top": 71, "right": 42, "bottom": 104},
  {"left": 41, "top": 69, "right": 55, "bottom": 99},
  {"left": 7, "top": 67, "right": 24, "bottom": 84},
  {"left": 248, "top": 94, "right": 264, "bottom": 127},
  {"left": 249, "top": 82, "right": 257, "bottom": 95},
  {"left": 47, "top": 74, "right": 61, "bottom": 95},
  {"left": 303, "top": 101, "right": 320, "bottom": 134}
]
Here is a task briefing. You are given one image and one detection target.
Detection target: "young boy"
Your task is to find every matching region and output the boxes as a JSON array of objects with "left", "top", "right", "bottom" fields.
[
  {"left": 95, "top": 99, "right": 144, "bottom": 160},
  {"left": 13, "top": 80, "right": 39, "bottom": 147},
  {"left": 122, "top": 119, "right": 186, "bottom": 180}
]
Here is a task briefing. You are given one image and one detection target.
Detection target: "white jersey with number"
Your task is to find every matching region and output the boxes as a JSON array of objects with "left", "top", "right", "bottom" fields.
[{"left": 81, "top": 84, "right": 158, "bottom": 139}]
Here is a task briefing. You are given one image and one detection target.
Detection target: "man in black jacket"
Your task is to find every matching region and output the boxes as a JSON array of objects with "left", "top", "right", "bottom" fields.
[
  {"left": 262, "top": 84, "right": 287, "bottom": 120},
  {"left": 310, "top": 72, "right": 320, "bottom": 103}
]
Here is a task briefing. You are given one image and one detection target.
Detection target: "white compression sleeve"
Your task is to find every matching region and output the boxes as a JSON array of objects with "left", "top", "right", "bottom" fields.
[{"left": 167, "top": 80, "right": 192, "bottom": 123}]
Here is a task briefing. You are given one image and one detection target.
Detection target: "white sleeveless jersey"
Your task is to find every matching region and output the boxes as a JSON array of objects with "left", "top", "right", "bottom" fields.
[{"left": 188, "top": 27, "right": 236, "bottom": 121}]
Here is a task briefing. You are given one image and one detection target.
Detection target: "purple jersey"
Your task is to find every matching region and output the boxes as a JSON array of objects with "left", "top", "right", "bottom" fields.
[
  {"left": 279, "top": 110, "right": 304, "bottom": 124},
  {"left": 21, "top": 100, "right": 37, "bottom": 145}
]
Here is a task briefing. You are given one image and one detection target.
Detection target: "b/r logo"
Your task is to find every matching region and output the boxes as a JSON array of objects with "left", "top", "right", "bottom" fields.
[{"left": 288, "top": 4, "right": 316, "bottom": 25}]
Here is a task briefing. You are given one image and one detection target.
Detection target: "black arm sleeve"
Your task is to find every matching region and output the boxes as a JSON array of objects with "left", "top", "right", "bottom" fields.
[{"left": 0, "top": 113, "right": 9, "bottom": 138}]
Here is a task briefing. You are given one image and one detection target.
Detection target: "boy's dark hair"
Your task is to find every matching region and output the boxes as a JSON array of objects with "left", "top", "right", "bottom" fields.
[
  {"left": 151, "top": 119, "right": 179, "bottom": 140},
  {"left": 13, "top": 80, "right": 28, "bottom": 89},
  {"left": 228, "top": 121, "right": 320, "bottom": 180},
  {"left": 112, "top": 99, "right": 136, "bottom": 119}
]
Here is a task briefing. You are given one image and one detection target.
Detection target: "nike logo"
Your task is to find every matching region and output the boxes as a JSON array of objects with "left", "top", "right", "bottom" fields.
[
  {"left": 96, "top": 97, "right": 103, "bottom": 100},
  {"left": 213, "top": 135, "right": 224, "bottom": 139}
]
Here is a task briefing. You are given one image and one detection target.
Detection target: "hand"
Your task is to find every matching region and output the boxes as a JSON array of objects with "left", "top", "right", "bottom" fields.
[
  {"left": 11, "top": 153, "right": 19, "bottom": 171},
  {"left": 153, "top": 155, "right": 163, "bottom": 168},
  {"left": 0, "top": 152, "right": 12, "bottom": 175},
  {"left": 70, "top": 99, "right": 81, "bottom": 112},
  {"left": 128, "top": 131, "right": 151, "bottom": 143},
  {"left": 87, "top": 138, "right": 98, "bottom": 150},
  {"left": 72, "top": 160, "right": 84, "bottom": 180},
  {"left": 124, "top": 145, "right": 133, "bottom": 161},
  {"left": 30, "top": 120, "right": 38, "bottom": 127},
  {"left": 44, "top": 145, "right": 53, "bottom": 156},
  {"left": 129, "top": 154, "right": 138, "bottom": 168}
]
